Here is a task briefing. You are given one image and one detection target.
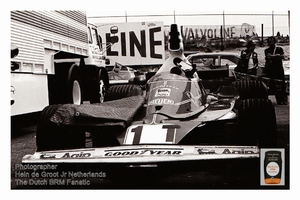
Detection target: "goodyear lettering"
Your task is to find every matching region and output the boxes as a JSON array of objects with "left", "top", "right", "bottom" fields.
[
  {"left": 61, "top": 152, "right": 91, "bottom": 158},
  {"left": 104, "top": 150, "right": 182, "bottom": 157},
  {"left": 104, "top": 151, "right": 139, "bottom": 157},
  {"left": 222, "top": 149, "right": 255, "bottom": 154}
]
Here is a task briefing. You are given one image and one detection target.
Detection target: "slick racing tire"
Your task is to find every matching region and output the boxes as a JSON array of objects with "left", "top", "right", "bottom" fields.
[
  {"left": 48, "top": 63, "right": 83, "bottom": 105},
  {"left": 36, "top": 105, "right": 85, "bottom": 151},
  {"left": 90, "top": 68, "right": 109, "bottom": 103},
  {"left": 104, "top": 84, "right": 143, "bottom": 101},
  {"left": 232, "top": 80, "right": 268, "bottom": 100},
  {"left": 237, "top": 98, "right": 277, "bottom": 148}
]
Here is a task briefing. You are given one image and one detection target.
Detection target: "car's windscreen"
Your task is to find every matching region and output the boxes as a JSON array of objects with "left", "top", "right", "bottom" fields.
[
  {"left": 146, "top": 79, "right": 206, "bottom": 118},
  {"left": 108, "top": 71, "right": 133, "bottom": 80}
]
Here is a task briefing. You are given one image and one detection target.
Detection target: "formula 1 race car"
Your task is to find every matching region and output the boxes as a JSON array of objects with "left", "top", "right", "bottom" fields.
[{"left": 22, "top": 24, "right": 277, "bottom": 165}]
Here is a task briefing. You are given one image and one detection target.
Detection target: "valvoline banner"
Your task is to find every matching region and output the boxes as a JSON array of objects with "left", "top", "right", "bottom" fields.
[{"left": 163, "top": 23, "right": 256, "bottom": 42}]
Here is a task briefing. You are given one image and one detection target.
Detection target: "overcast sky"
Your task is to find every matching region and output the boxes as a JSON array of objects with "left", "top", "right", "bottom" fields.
[
  {"left": 87, "top": 10, "right": 290, "bottom": 36},
  {"left": 3, "top": 0, "right": 293, "bottom": 36}
]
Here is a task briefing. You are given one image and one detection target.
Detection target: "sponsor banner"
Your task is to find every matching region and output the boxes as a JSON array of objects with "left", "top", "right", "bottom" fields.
[
  {"left": 164, "top": 23, "right": 255, "bottom": 42},
  {"left": 181, "top": 23, "right": 255, "bottom": 41},
  {"left": 22, "top": 145, "right": 259, "bottom": 164},
  {"left": 97, "top": 22, "right": 165, "bottom": 66}
]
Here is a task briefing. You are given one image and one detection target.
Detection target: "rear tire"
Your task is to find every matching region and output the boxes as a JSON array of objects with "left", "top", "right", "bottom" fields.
[
  {"left": 105, "top": 84, "right": 143, "bottom": 101},
  {"left": 36, "top": 105, "right": 85, "bottom": 151},
  {"left": 232, "top": 80, "right": 268, "bottom": 100},
  {"left": 237, "top": 98, "right": 277, "bottom": 148}
]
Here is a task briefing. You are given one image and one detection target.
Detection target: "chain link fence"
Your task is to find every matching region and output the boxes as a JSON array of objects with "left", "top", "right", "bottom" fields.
[{"left": 88, "top": 11, "right": 290, "bottom": 37}]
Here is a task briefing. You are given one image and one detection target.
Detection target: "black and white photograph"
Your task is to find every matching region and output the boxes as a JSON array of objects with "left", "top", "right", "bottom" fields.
[{"left": 5, "top": 0, "right": 297, "bottom": 198}]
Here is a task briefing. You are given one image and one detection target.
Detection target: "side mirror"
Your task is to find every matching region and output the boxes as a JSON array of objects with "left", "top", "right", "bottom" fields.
[
  {"left": 129, "top": 75, "right": 147, "bottom": 85},
  {"left": 113, "top": 62, "right": 122, "bottom": 73},
  {"left": 216, "top": 86, "right": 239, "bottom": 99}
]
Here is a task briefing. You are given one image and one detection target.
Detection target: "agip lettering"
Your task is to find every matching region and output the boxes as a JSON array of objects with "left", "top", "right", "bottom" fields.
[
  {"left": 61, "top": 152, "right": 91, "bottom": 158},
  {"left": 222, "top": 149, "right": 255, "bottom": 154}
]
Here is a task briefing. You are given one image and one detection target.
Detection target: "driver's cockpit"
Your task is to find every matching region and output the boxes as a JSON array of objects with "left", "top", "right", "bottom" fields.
[{"left": 144, "top": 71, "right": 207, "bottom": 122}]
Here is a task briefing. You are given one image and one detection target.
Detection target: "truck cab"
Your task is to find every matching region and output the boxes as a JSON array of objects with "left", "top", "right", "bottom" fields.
[{"left": 85, "top": 23, "right": 109, "bottom": 67}]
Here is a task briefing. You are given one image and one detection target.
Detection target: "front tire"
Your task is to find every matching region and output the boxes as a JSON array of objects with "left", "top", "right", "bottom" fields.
[{"left": 36, "top": 105, "right": 85, "bottom": 151}]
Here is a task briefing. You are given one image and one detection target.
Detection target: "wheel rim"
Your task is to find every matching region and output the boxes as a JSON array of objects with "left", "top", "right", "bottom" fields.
[
  {"left": 72, "top": 80, "right": 81, "bottom": 105},
  {"left": 99, "top": 79, "right": 105, "bottom": 102}
]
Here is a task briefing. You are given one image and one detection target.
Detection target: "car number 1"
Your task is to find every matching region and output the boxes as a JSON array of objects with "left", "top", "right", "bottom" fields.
[{"left": 124, "top": 124, "right": 180, "bottom": 145}]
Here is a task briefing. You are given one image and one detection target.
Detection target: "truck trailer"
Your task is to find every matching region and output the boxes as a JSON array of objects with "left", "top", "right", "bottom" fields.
[{"left": 11, "top": 10, "right": 112, "bottom": 116}]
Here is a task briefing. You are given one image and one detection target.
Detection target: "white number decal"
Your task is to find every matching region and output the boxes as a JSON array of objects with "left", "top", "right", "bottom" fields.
[{"left": 124, "top": 124, "right": 180, "bottom": 145}]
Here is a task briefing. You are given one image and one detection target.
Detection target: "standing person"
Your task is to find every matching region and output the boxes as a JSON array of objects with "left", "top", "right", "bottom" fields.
[
  {"left": 240, "top": 40, "right": 258, "bottom": 75},
  {"left": 264, "top": 36, "right": 287, "bottom": 105}
]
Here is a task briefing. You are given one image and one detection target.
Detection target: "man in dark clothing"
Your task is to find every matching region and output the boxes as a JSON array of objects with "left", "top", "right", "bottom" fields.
[
  {"left": 234, "top": 40, "right": 258, "bottom": 74},
  {"left": 240, "top": 40, "right": 258, "bottom": 75},
  {"left": 264, "top": 36, "right": 288, "bottom": 105}
]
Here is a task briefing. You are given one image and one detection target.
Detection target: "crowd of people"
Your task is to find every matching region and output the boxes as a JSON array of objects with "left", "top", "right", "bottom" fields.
[{"left": 235, "top": 36, "right": 288, "bottom": 105}]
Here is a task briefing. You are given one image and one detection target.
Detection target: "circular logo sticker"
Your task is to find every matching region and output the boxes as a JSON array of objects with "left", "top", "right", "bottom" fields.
[{"left": 266, "top": 162, "right": 280, "bottom": 176}]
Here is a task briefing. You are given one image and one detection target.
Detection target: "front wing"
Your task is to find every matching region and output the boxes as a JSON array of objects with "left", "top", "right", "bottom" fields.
[{"left": 22, "top": 145, "right": 259, "bottom": 164}]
